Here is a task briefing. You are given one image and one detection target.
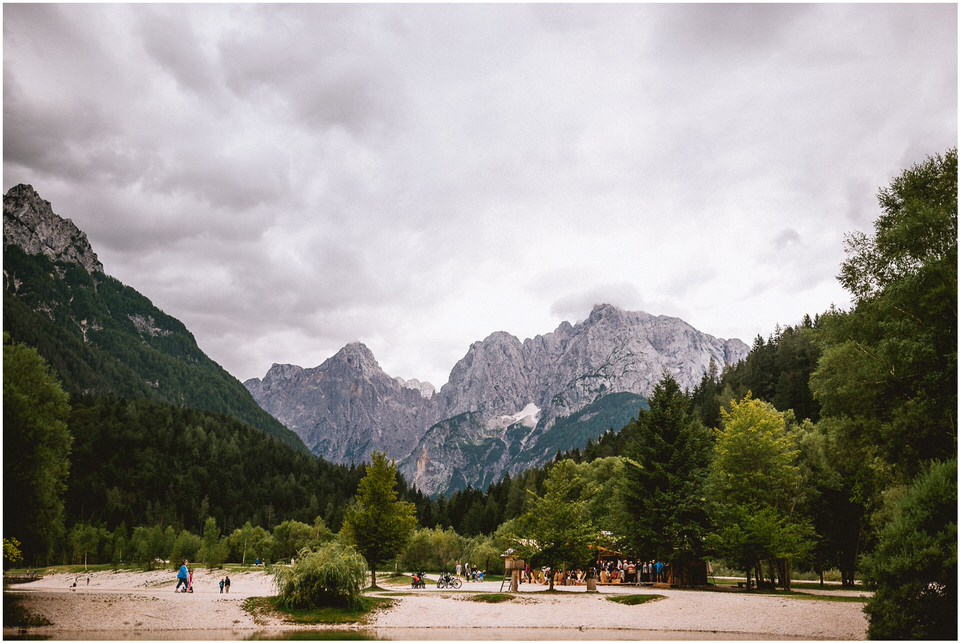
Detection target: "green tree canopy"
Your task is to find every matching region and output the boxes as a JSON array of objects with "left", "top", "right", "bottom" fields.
[
  {"left": 812, "top": 149, "right": 957, "bottom": 479},
  {"left": 618, "top": 375, "right": 713, "bottom": 569},
  {"left": 706, "top": 395, "right": 814, "bottom": 589},
  {"left": 273, "top": 542, "right": 368, "bottom": 609},
  {"left": 509, "top": 460, "right": 597, "bottom": 590},
  {"left": 3, "top": 333, "right": 73, "bottom": 564},
  {"left": 340, "top": 452, "right": 417, "bottom": 589},
  {"left": 861, "top": 459, "right": 957, "bottom": 640}
]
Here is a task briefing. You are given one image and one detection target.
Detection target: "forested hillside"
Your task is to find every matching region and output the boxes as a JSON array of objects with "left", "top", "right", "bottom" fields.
[
  {"left": 64, "top": 397, "right": 365, "bottom": 534},
  {"left": 3, "top": 245, "right": 305, "bottom": 452}
]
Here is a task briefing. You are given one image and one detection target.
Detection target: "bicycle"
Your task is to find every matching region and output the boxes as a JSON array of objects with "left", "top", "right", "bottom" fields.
[{"left": 436, "top": 572, "right": 462, "bottom": 589}]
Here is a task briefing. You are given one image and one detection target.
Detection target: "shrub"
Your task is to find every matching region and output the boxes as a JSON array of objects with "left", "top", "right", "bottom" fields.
[
  {"left": 273, "top": 543, "right": 368, "bottom": 609},
  {"left": 861, "top": 459, "right": 957, "bottom": 640}
]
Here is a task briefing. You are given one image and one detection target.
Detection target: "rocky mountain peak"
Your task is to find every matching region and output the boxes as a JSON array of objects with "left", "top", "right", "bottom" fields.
[
  {"left": 395, "top": 377, "right": 436, "bottom": 399},
  {"left": 3, "top": 184, "right": 104, "bottom": 275},
  {"left": 331, "top": 342, "right": 381, "bottom": 374},
  {"left": 264, "top": 363, "right": 305, "bottom": 383},
  {"left": 588, "top": 302, "right": 621, "bottom": 320}
]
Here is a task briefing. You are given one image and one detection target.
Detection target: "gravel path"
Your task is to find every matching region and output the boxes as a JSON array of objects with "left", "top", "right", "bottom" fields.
[
  {"left": 3, "top": 570, "right": 869, "bottom": 640},
  {"left": 369, "top": 578, "right": 868, "bottom": 640}
]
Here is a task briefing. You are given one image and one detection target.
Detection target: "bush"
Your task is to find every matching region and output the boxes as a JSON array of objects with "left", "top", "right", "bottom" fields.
[
  {"left": 273, "top": 543, "right": 368, "bottom": 609},
  {"left": 861, "top": 459, "right": 957, "bottom": 640},
  {"left": 399, "top": 527, "right": 463, "bottom": 572}
]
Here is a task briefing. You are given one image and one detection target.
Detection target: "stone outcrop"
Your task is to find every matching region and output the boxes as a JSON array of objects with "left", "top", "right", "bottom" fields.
[{"left": 3, "top": 184, "right": 104, "bottom": 274}]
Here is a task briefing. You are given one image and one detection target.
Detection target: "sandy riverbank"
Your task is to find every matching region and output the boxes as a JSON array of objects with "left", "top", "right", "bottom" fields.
[{"left": 4, "top": 570, "right": 869, "bottom": 640}]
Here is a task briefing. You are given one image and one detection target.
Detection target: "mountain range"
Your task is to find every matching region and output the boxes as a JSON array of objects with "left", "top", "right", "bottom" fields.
[
  {"left": 4, "top": 183, "right": 748, "bottom": 497},
  {"left": 245, "top": 305, "right": 748, "bottom": 494}
]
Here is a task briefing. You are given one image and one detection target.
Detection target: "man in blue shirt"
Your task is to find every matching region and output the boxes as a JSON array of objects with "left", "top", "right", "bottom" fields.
[{"left": 176, "top": 560, "right": 189, "bottom": 592}]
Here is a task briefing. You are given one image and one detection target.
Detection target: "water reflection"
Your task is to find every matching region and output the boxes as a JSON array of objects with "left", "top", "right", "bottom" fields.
[
  {"left": 248, "top": 631, "right": 375, "bottom": 641},
  {"left": 252, "top": 628, "right": 811, "bottom": 641},
  {"left": 4, "top": 628, "right": 813, "bottom": 641}
]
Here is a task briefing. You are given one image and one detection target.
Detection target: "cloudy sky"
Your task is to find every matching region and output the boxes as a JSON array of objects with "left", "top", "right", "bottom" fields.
[{"left": 4, "top": 4, "right": 957, "bottom": 387}]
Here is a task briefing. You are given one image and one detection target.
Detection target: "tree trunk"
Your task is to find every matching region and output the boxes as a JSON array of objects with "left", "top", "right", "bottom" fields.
[
  {"left": 775, "top": 558, "right": 791, "bottom": 591},
  {"left": 370, "top": 567, "right": 379, "bottom": 589}
]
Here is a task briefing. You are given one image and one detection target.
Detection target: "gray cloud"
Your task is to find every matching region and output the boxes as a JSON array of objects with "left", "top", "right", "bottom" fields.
[
  {"left": 4, "top": 4, "right": 955, "bottom": 386},
  {"left": 551, "top": 283, "right": 647, "bottom": 323}
]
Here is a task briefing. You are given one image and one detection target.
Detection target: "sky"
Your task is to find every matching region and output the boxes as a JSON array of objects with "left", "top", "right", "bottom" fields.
[{"left": 3, "top": 4, "right": 957, "bottom": 387}]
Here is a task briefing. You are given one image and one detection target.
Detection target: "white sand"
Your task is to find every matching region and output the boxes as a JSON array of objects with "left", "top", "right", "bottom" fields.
[{"left": 4, "top": 570, "right": 869, "bottom": 640}]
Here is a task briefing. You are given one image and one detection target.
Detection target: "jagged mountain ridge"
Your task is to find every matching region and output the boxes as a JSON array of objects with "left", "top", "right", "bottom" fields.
[
  {"left": 245, "top": 304, "right": 749, "bottom": 494},
  {"left": 3, "top": 183, "right": 104, "bottom": 275},
  {"left": 3, "top": 184, "right": 308, "bottom": 452},
  {"left": 244, "top": 342, "right": 435, "bottom": 463}
]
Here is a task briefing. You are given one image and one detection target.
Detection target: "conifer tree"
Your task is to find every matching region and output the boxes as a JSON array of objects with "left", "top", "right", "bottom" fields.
[
  {"left": 618, "top": 375, "right": 713, "bottom": 578},
  {"left": 340, "top": 452, "right": 417, "bottom": 589}
]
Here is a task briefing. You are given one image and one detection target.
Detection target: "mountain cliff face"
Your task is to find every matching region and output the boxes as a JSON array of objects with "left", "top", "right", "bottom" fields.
[
  {"left": 4, "top": 184, "right": 104, "bottom": 274},
  {"left": 245, "top": 343, "right": 436, "bottom": 463},
  {"left": 246, "top": 304, "right": 749, "bottom": 494}
]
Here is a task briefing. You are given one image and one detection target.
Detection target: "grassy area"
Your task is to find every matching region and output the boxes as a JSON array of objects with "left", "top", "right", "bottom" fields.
[
  {"left": 468, "top": 593, "right": 516, "bottom": 603},
  {"left": 710, "top": 577, "right": 864, "bottom": 592},
  {"left": 789, "top": 580, "right": 863, "bottom": 590},
  {"left": 243, "top": 595, "right": 394, "bottom": 626},
  {"left": 605, "top": 594, "right": 665, "bottom": 606},
  {"left": 776, "top": 592, "right": 870, "bottom": 603},
  {"left": 376, "top": 573, "right": 414, "bottom": 588}
]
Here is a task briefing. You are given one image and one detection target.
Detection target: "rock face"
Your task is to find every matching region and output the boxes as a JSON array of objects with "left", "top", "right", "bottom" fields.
[
  {"left": 3, "top": 184, "right": 104, "bottom": 274},
  {"left": 246, "top": 305, "right": 749, "bottom": 495},
  {"left": 245, "top": 343, "right": 436, "bottom": 464},
  {"left": 437, "top": 304, "right": 746, "bottom": 423}
]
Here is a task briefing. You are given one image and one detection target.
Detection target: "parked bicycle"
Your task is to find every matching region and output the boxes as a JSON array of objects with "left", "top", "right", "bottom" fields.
[{"left": 436, "top": 572, "right": 462, "bottom": 589}]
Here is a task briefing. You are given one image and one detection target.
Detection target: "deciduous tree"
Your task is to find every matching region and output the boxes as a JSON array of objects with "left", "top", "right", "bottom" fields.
[
  {"left": 706, "top": 395, "right": 814, "bottom": 589},
  {"left": 510, "top": 460, "right": 597, "bottom": 590},
  {"left": 3, "top": 334, "right": 72, "bottom": 564},
  {"left": 812, "top": 148, "right": 957, "bottom": 479}
]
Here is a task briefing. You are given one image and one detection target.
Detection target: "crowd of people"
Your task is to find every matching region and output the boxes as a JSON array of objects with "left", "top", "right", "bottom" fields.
[
  {"left": 598, "top": 558, "right": 669, "bottom": 584},
  {"left": 454, "top": 561, "right": 486, "bottom": 582},
  {"left": 511, "top": 558, "right": 670, "bottom": 586}
]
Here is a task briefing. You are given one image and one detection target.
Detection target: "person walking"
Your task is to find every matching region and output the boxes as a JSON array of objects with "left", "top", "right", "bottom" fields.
[
  {"left": 176, "top": 561, "right": 189, "bottom": 593},
  {"left": 219, "top": 577, "right": 225, "bottom": 594},
  {"left": 224, "top": 575, "right": 231, "bottom": 593}
]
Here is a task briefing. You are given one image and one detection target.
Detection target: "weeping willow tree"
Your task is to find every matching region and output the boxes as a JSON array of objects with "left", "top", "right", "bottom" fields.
[{"left": 273, "top": 542, "right": 368, "bottom": 609}]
